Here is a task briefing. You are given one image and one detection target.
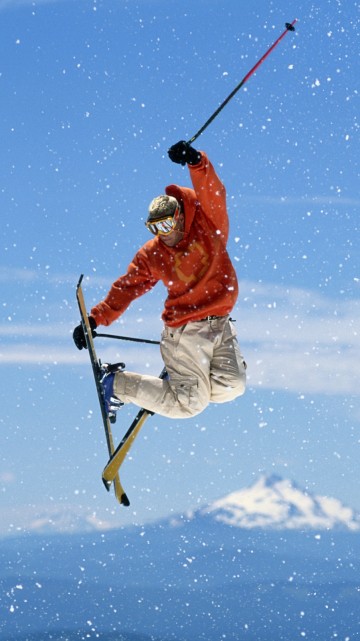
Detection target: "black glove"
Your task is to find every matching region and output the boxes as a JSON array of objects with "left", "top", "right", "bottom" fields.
[
  {"left": 168, "top": 140, "right": 201, "bottom": 166},
  {"left": 73, "top": 316, "right": 97, "bottom": 350}
]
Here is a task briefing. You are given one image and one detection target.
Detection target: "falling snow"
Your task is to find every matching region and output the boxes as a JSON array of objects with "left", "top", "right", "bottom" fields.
[{"left": 1, "top": 0, "right": 360, "bottom": 639}]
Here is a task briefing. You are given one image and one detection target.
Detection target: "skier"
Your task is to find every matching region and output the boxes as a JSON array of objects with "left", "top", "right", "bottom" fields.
[{"left": 73, "top": 140, "right": 247, "bottom": 419}]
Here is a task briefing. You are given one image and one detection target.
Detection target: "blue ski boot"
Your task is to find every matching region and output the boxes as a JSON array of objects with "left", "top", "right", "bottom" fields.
[{"left": 100, "top": 362, "right": 125, "bottom": 423}]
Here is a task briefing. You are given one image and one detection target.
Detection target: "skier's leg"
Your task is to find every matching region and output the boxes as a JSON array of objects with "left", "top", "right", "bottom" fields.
[
  {"left": 112, "top": 318, "right": 245, "bottom": 417},
  {"left": 209, "top": 319, "right": 247, "bottom": 403},
  {"left": 113, "top": 323, "right": 213, "bottom": 419}
]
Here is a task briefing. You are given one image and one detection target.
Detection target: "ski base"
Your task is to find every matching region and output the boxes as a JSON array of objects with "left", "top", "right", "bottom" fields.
[
  {"left": 102, "top": 368, "right": 167, "bottom": 488},
  {"left": 76, "top": 275, "right": 128, "bottom": 505},
  {"left": 102, "top": 408, "right": 152, "bottom": 487},
  {"left": 77, "top": 274, "right": 166, "bottom": 507}
]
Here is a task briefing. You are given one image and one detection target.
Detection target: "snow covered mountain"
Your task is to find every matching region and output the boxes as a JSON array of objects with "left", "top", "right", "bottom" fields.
[
  {"left": 201, "top": 474, "right": 360, "bottom": 531},
  {"left": 14, "top": 474, "right": 360, "bottom": 536},
  {"left": 2, "top": 475, "right": 360, "bottom": 641}
]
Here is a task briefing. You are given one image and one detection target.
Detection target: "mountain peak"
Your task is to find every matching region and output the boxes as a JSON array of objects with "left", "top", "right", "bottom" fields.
[{"left": 201, "top": 474, "right": 360, "bottom": 531}]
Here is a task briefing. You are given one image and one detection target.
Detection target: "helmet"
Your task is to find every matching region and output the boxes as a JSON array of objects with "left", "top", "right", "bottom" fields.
[{"left": 147, "top": 195, "right": 180, "bottom": 223}]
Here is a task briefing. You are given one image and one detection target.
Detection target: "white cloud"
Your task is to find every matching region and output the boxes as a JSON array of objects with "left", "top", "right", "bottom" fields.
[
  {"left": 0, "top": 267, "right": 110, "bottom": 287},
  {"left": 236, "top": 281, "right": 359, "bottom": 395},
  {"left": 0, "top": 281, "right": 359, "bottom": 396},
  {"left": 0, "top": 267, "right": 37, "bottom": 283}
]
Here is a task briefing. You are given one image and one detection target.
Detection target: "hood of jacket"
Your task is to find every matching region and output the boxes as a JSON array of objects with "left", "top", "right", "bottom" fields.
[{"left": 165, "top": 184, "right": 198, "bottom": 237}]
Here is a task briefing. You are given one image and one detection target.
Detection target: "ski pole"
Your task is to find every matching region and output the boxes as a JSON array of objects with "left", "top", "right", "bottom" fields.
[
  {"left": 188, "top": 20, "right": 297, "bottom": 144},
  {"left": 93, "top": 331, "right": 160, "bottom": 346}
]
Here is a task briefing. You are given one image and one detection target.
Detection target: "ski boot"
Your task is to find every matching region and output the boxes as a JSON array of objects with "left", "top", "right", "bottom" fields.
[{"left": 100, "top": 362, "right": 125, "bottom": 423}]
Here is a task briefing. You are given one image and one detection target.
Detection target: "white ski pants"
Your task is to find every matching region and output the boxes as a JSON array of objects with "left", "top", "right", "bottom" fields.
[{"left": 113, "top": 316, "right": 247, "bottom": 419}]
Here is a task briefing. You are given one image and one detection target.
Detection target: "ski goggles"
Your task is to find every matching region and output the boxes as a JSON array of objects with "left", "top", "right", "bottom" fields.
[{"left": 145, "top": 211, "right": 179, "bottom": 236}]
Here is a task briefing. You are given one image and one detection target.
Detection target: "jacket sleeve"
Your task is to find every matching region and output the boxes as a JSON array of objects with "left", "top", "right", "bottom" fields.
[
  {"left": 90, "top": 248, "right": 159, "bottom": 327},
  {"left": 189, "top": 152, "right": 229, "bottom": 243}
]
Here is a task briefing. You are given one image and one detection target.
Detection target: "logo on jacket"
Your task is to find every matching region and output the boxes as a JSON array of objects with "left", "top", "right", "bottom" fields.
[{"left": 174, "top": 241, "right": 209, "bottom": 284}]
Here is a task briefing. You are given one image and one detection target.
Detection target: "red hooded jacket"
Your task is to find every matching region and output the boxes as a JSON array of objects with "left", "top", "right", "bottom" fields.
[{"left": 91, "top": 152, "right": 238, "bottom": 328}]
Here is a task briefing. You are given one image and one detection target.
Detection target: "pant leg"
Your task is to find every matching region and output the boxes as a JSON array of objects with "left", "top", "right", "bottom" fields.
[
  {"left": 113, "top": 318, "right": 246, "bottom": 418},
  {"left": 209, "top": 318, "right": 247, "bottom": 403}
]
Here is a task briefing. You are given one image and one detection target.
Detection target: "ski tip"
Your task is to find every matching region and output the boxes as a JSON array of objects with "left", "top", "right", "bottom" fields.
[
  {"left": 121, "top": 493, "right": 130, "bottom": 507},
  {"left": 285, "top": 21, "right": 296, "bottom": 32},
  {"left": 76, "top": 274, "right": 84, "bottom": 288},
  {"left": 102, "top": 477, "right": 112, "bottom": 492},
  {"left": 102, "top": 477, "right": 130, "bottom": 506}
]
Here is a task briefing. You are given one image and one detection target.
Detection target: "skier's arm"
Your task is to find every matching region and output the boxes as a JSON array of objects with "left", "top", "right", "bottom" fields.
[
  {"left": 90, "top": 250, "right": 158, "bottom": 327},
  {"left": 167, "top": 140, "right": 229, "bottom": 242},
  {"left": 189, "top": 152, "right": 229, "bottom": 243}
]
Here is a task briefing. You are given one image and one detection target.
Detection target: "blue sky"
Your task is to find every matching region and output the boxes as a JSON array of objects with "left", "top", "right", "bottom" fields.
[{"left": 1, "top": 0, "right": 359, "bottom": 534}]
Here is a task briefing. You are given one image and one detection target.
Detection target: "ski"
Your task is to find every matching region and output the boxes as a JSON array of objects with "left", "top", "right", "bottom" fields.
[
  {"left": 76, "top": 275, "right": 130, "bottom": 506},
  {"left": 102, "top": 368, "right": 167, "bottom": 491}
]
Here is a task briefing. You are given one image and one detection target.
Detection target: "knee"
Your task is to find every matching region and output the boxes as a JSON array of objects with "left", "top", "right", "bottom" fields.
[
  {"left": 232, "top": 374, "right": 247, "bottom": 398},
  {"left": 210, "top": 369, "right": 247, "bottom": 403},
  {"left": 227, "top": 359, "right": 247, "bottom": 399},
  {"left": 234, "top": 366, "right": 247, "bottom": 396}
]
